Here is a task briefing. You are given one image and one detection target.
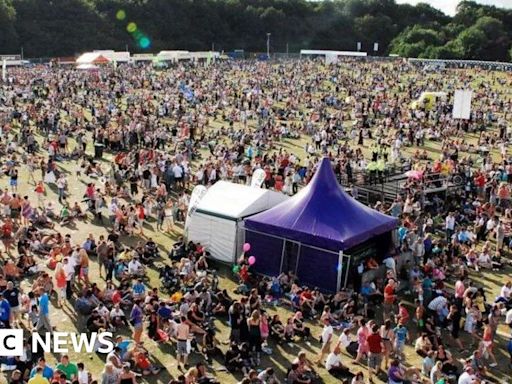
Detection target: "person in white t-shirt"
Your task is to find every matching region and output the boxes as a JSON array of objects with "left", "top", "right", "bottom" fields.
[
  {"left": 325, "top": 347, "right": 351, "bottom": 378},
  {"left": 477, "top": 252, "right": 492, "bottom": 270},
  {"left": 110, "top": 303, "right": 127, "bottom": 329},
  {"left": 128, "top": 257, "right": 144, "bottom": 276},
  {"left": 77, "top": 363, "right": 88, "bottom": 384},
  {"left": 316, "top": 319, "right": 333, "bottom": 364},
  {"left": 457, "top": 367, "right": 476, "bottom": 384},
  {"left": 500, "top": 281, "right": 512, "bottom": 302},
  {"left": 63, "top": 257, "right": 75, "bottom": 300},
  {"left": 172, "top": 163, "right": 184, "bottom": 188},
  {"left": 383, "top": 255, "right": 397, "bottom": 278},
  {"left": 445, "top": 212, "right": 456, "bottom": 241},
  {"left": 505, "top": 308, "right": 512, "bottom": 328}
]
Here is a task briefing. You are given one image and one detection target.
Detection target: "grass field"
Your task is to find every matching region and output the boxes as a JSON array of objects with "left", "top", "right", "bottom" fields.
[{"left": 2, "top": 64, "right": 512, "bottom": 384}]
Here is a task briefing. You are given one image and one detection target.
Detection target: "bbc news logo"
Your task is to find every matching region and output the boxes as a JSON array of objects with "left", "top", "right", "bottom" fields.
[{"left": 0, "top": 330, "right": 114, "bottom": 356}]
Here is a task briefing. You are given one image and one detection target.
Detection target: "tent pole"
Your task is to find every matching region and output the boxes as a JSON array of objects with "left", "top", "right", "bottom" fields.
[
  {"left": 234, "top": 220, "right": 239, "bottom": 264},
  {"left": 279, "top": 240, "right": 286, "bottom": 273},
  {"left": 344, "top": 254, "right": 351, "bottom": 288},
  {"left": 295, "top": 243, "right": 301, "bottom": 275},
  {"left": 337, "top": 251, "right": 343, "bottom": 291}
]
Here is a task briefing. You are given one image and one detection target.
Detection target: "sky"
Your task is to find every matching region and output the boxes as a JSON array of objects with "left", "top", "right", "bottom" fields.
[{"left": 395, "top": 0, "right": 512, "bottom": 16}]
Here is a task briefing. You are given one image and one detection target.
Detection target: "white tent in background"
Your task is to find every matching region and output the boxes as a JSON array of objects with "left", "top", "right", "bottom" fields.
[
  {"left": 189, "top": 51, "right": 220, "bottom": 61},
  {"left": 93, "top": 50, "right": 130, "bottom": 63},
  {"left": 185, "top": 181, "right": 288, "bottom": 263},
  {"left": 156, "top": 50, "right": 191, "bottom": 62},
  {"left": 76, "top": 50, "right": 130, "bottom": 65},
  {"left": 300, "top": 49, "right": 368, "bottom": 58},
  {"left": 76, "top": 52, "right": 103, "bottom": 64}
]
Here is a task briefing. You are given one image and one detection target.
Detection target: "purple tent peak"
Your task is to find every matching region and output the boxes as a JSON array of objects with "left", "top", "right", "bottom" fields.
[{"left": 244, "top": 157, "right": 398, "bottom": 250}]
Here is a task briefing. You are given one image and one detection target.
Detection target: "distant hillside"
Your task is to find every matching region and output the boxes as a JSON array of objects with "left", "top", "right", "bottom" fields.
[{"left": 0, "top": 0, "right": 511, "bottom": 61}]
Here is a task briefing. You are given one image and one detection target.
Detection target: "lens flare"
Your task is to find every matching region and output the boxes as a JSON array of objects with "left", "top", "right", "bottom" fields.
[
  {"left": 139, "top": 37, "right": 151, "bottom": 49},
  {"left": 126, "top": 22, "right": 137, "bottom": 33},
  {"left": 116, "top": 10, "right": 126, "bottom": 20}
]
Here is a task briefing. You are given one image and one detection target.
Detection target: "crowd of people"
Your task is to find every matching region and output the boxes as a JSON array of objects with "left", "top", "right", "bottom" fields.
[{"left": 0, "top": 57, "right": 511, "bottom": 384}]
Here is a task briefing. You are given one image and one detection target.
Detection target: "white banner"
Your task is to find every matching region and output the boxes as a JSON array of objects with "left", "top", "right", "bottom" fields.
[
  {"left": 187, "top": 185, "right": 207, "bottom": 216},
  {"left": 251, "top": 168, "right": 266, "bottom": 188},
  {"left": 373, "top": 42, "right": 379, "bottom": 52},
  {"left": 357, "top": 42, "right": 361, "bottom": 51},
  {"left": 325, "top": 53, "right": 338, "bottom": 65},
  {"left": 453, "top": 90, "right": 472, "bottom": 120}
]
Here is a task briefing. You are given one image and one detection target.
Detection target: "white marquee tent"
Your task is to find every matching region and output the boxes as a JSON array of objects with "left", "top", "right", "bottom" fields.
[
  {"left": 76, "top": 50, "right": 130, "bottom": 65},
  {"left": 300, "top": 49, "right": 368, "bottom": 58},
  {"left": 185, "top": 181, "right": 288, "bottom": 263}
]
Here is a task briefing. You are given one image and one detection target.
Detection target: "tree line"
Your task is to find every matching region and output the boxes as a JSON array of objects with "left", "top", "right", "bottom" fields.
[{"left": 0, "top": 0, "right": 511, "bottom": 61}]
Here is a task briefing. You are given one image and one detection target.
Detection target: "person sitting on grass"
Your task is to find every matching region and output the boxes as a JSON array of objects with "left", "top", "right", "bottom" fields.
[
  {"left": 325, "top": 346, "right": 352, "bottom": 381},
  {"left": 291, "top": 311, "right": 311, "bottom": 340},
  {"left": 59, "top": 205, "right": 71, "bottom": 226},
  {"left": 287, "top": 363, "right": 311, "bottom": 384}
]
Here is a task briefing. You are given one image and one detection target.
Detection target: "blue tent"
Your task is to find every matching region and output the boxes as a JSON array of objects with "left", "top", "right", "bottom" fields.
[{"left": 244, "top": 157, "right": 398, "bottom": 291}]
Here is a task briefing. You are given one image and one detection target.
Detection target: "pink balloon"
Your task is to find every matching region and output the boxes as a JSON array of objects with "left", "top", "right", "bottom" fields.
[
  {"left": 243, "top": 243, "right": 251, "bottom": 252},
  {"left": 248, "top": 256, "right": 256, "bottom": 265}
]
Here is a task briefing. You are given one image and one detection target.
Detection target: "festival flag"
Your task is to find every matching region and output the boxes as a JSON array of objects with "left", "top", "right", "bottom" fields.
[
  {"left": 206, "top": 51, "right": 212, "bottom": 66},
  {"left": 251, "top": 168, "right": 266, "bottom": 188}
]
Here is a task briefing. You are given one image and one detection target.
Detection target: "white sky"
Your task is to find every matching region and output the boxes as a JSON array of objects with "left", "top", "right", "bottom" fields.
[{"left": 395, "top": 0, "right": 512, "bottom": 16}]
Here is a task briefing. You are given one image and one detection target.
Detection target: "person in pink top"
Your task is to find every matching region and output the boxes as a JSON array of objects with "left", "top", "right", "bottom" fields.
[
  {"left": 454, "top": 278, "right": 465, "bottom": 310},
  {"left": 353, "top": 318, "right": 369, "bottom": 364}
]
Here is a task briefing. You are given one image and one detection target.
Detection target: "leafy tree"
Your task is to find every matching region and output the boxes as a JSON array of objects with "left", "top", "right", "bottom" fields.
[
  {"left": 1, "top": 0, "right": 511, "bottom": 60},
  {"left": 456, "top": 26, "right": 487, "bottom": 59},
  {"left": 389, "top": 25, "right": 443, "bottom": 57},
  {"left": 0, "top": 0, "right": 18, "bottom": 52},
  {"left": 437, "top": 40, "right": 464, "bottom": 59}
]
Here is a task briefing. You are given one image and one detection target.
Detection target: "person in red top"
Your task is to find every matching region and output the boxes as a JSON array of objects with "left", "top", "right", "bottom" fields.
[
  {"left": 383, "top": 279, "right": 396, "bottom": 321},
  {"left": 433, "top": 160, "right": 442, "bottom": 173},
  {"left": 397, "top": 301, "right": 410, "bottom": 325},
  {"left": 2, "top": 218, "right": 13, "bottom": 238},
  {"left": 474, "top": 172, "right": 486, "bottom": 197},
  {"left": 299, "top": 288, "right": 314, "bottom": 315},
  {"left": 239, "top": 264, "right": 249, "bottom": 283},
  {"left": 366, "top": 324, "right": 383, "bottom": 381},
  {"left": 85, "top": 183, "right": 95, "bottom": 199},
  {"left": 137, "top": 204, "right": 145, "bottom": 235},
  {"left": 280, "top": 156, "right": 289, "bottom": 170}
]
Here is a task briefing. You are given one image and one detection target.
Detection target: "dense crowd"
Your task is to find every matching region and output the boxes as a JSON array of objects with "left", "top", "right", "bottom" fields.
[{"left": 0, "top": 58, "right": 511, "bottom": 384}]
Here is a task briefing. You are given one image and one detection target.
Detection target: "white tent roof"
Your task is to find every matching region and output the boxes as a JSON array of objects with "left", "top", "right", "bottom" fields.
[
  {"left": 76, "top": 52, "right": 103, "bottom": 64},
  {"left": 95, "top": 50, "right": 130, "bottom": 62},
  {"left": 157, "top": 50, "right": 190, "bottom": 61},
  {"left": 300, "top": 49, "right": 367, "bottom": 57},
  {"left": 195, "top": 181, "right": 288, "bottom": 219},
  {"left": 76, "top": 51, "right": 130, "bottom": 64}
]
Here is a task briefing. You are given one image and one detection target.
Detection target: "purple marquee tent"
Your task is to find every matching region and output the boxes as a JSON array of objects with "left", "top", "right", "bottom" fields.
[{"left": 244, "top": 157, "right": 398, "bottom": 291}]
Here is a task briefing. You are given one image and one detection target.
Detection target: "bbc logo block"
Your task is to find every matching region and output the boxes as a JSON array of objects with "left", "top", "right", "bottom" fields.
[{"left": 0, "top": 329, "right": 23, "bottom": 356}]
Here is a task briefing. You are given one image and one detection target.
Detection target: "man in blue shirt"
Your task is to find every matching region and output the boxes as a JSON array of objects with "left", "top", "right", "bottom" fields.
[
  {"left": 30, "top": 358, "right": 54, "bottom": 380},
  {"left": 393, "top": 322, "right": 409, "bottom": 360},
  {"left": 36, "top": 289, "right": 52, "bottom": 333},
  {"left": 0, "top": 292, "right": 11, "bottom": 327},
  {"left": 157, "top": 301, "right": 172, "bottom": 321},
  {"left": 132, "top": 278, "right": 146, "bottom": 299}
]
